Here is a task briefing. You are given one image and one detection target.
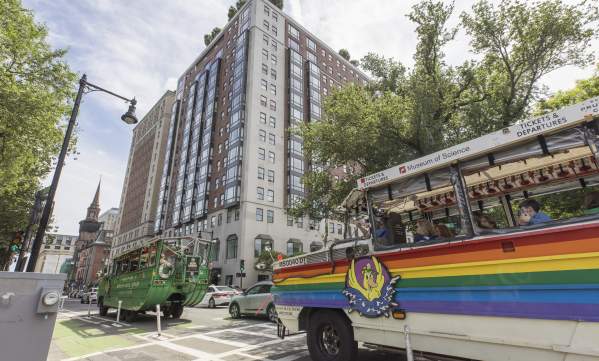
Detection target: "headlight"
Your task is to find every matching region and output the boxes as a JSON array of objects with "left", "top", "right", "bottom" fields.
[{"left": 42, "top": 291, "right": 60, "bottom": 306}]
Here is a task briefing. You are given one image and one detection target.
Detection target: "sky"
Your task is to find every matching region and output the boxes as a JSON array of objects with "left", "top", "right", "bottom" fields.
[{"left": 23, "top": 0, "right": 598, "bottom": 235}]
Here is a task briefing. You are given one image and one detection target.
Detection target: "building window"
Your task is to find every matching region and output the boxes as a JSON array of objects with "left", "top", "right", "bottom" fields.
[
  {"left": 258, "top": 147, "right": 265, "bottom": 160},
  {"left": 323, "top": 87, "right": 328, "bottom": 96},
  {"left": 296, "top": 217, "right": 304, "bottom": 228},
  {"left": 254, "top": 237, "right": 273, "bottom": 257},
  {"left": 267, "top": 169, "right": 274, "bottom": 182},
  {"left": 263, "top": 20, "right": 269, "bottom": 30},
  {"left": 287, "top": 215, "right": 294, "bottom": 226},
  {"left": 259, "top": 129, "right": 266, "bottom": 142},
  {"left": 217, "top": 214, "right": 223, "bottom": 225},
  {"left": 271, "top": 41, "right": 277, "bottom": 51},
  {"left": 288, "top": 38, "right": 299, "bottom": 51},
  {"left": 261, "top": 63, "right": 268, "bottom": 75},
  {"left": 266, "top": 189, "right": 274, "bottom": 202},
  {"left": 256, "top": 208, "right": 264, "bottom": 221},
  {"left": 257, "top": 187, "right": 264, "bottom": 200},
  {"left": 269, "top": 100, "right": 276, "bottom": 111},
  {"left": 338, "top": 224, "right": 343, "bottom": 234},
  {"left": 307, "top": 51, "right": 317, "bottom": 63},
  {"left": 288, "top": 24, "right": 299, "bottom": 38},
  {"left": 271, "top": 54, "right": 277, "bottom": 66},
  {"left": 258, "top": 166, "right": 265, "bottom": 179},
  {"left": 227, "top": 210, "right": 232, "bottom": 223},
  {"left": 210, "top": 239, "right": 220, "bottom": 261},
  {"left": 270, "top": 69, "right": 277, "bottom": 81},
  {"left": 272, "top": 12, "right": 278, "bottom": 22},
  {"left": 270, "top": 84, "right": 276, "bottom": 95},
  {"left": 267, "top": 210, "right": 274, "bottom": 223},
  {"left": 226, "top": 235, "right": 238, "bottom": 259},
  {"left": 268, "top": 151, "right": 275, "bottom": 163},
  {"left": 264, "top": 5, "right": 270, "bottom": 15},
  {"left": 262, "top": 49, "right": 268, "bottom": 63},
  {"left": 261, "top": 79, "right": 268, "bottom": 91},
  {"left": 287, "top": 239, "right": 303, "bottom": 256},
  {"left": 271, "top": 25, "right": 277, "bottom": 35},
  {"left": 269, "top": 116, "right": 276, "bottom": 128},
  {"left": 268, "top": 133, "right": 276, "bottom": 145},
  {"left": 260, "top": 95, "right": 267, "bottom": 107},
  {"left": 307, "top": 38, "right": 316, "bottom": 51},
  {"left": 210, "top": 216, "right": 216, "bottom": 228},
  {"left": 235, "top": 208, "right": 240, "bottom": 221},
  {"left": 263, "top": 34, "right": 269, "bottom": 46}
]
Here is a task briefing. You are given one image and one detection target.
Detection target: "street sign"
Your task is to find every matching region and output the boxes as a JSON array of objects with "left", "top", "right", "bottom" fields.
[{"left": 236, "top": 272, "right": 246, "bottom": 278}]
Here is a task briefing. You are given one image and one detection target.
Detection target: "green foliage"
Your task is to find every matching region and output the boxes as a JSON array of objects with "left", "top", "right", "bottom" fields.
[
  {"left": 287, "top": 171, "right": 354, "bottom": 244},
  {"left": 268, "top": 0, "right": 283, "bottom": 10},
  {"left": 338, "top": 49, "right": 350, "bottom": 61},
  {"left": 0, "top": 0, "right": 76, "bottom": 269},
  {"left": 536, "top": 64, "right": 599, "bottom": 113},
  {"left": 461, "top": 0, "right": 597, "bottom": 127},
  {"left": 227, "top": 0, "right": 246, "bottom": 21},
  {"left": 294, "top": 0, "right": 598, "bottom": 225},
  {"left": 203, "top": 27, "right": 222, "bottom": 46},
  {"left": 254, "top": 250, "right": 286, "bottom": 272}
]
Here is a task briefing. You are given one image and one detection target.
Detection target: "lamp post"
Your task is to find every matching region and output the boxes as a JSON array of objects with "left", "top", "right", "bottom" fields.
[{"left": 25, "top": 74, "right": 138, "bottom": 272}]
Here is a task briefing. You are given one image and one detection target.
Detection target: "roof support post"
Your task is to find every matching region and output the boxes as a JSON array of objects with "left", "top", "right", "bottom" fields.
[{"left": 450, "top": 164, "right": 476, "bottom": 238}]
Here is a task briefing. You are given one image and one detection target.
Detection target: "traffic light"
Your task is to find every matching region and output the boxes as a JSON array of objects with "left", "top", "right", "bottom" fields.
[{"left": 239, "top": 259, "right": 245, "bottom": 272}]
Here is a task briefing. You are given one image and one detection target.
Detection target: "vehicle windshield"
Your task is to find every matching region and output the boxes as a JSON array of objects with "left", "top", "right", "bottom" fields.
[
  {"left": 215, "top": 286, "right": 235, "bottom": 292},
  {"left": 353, "top": 100, "right": 599, "bottom": 250}
]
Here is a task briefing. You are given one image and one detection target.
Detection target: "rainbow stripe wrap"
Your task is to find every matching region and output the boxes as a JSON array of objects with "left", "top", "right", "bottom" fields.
[{"left": 272, "top": 222, "right": 599, "bottom": 322}]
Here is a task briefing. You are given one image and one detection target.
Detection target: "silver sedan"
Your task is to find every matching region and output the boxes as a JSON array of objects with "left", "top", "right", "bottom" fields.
[{"left": 228, "top": 281, "right": 277, "bottom": 322}]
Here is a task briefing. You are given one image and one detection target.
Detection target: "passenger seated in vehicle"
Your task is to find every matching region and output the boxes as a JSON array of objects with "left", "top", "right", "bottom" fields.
[
  {"left": 518, "top": 199, "right": 552, "bottom": 226},
  {"left": 476, "top": 214, "right": 497, "bottom": 230},
  {"left": 414, "top": 219, "right": 437, "bottom": 242},
  {"left": 374, "top": 218, "right": 391, "bottom": 244},
  {"left": 435, "top": 224, "right": 453, "bottom": 239}
]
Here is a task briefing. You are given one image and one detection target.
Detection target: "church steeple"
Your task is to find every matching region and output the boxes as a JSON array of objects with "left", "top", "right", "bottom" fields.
[{"left": 86, "top": 179, "right": 101, "bottom": 221}]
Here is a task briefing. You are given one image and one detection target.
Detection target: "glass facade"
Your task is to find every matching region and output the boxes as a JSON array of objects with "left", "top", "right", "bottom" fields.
[
  {"left": 154, "top": 99, "right": 180, "bottom": 233},
  {"left": 287, "top": 49, "right": 305, "bottom": 206},
  {"left": 224, "top": 27, "right": 250, "bottom": 207}
]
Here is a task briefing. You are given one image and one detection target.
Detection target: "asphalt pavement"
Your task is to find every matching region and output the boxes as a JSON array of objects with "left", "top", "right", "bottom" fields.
[{"left": 48, "top": 299, "right": 404, "bottom": 361}]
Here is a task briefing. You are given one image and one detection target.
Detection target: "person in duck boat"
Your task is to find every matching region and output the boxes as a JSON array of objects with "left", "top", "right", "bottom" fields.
[
  {"left": 414, "top": 219, "right": 437, "bottom": 242},
  {"left": 518, "top": 199, "right": 552, "bottom": 225}
]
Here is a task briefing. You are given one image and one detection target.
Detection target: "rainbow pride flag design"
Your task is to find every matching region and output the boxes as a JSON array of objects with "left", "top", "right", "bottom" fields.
[{"left": 273, "top": 222, "right": 599, "bottom": 322}]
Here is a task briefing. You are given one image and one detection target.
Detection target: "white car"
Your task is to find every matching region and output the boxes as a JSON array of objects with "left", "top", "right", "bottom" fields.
[
  {"left": 199, "top": 285, "right": 240, "bottom": 308},
  {"left": 81, "top": 288, "right": 98, "bottom": 304},
  {"left": 229, "top": 281, "right": 277, "bottom": 322}
]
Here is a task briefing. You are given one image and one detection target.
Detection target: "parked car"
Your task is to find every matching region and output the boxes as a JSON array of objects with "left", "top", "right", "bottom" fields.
[
  {"left": 81, "top": 288, "right": 98, "bottom": 304},
  {"left": 198, "top": 285, "right": 239, "bottom": 308},
  {"left": 229, "top": 281, "right": 277, "bottom": 322},
  {"left": 75, "top": 290, "right": 85, "bottom": 299}
]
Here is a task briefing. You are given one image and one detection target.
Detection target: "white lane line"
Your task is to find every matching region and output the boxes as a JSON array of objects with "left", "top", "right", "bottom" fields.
[
  {"left": 225, "top": 329, "right": 279, "bottom": 339},
  {"left": 192, "top": 333, "right": 249, "bottom": 348},
  {"left": 92, "top": 315, "right": 131, "bottom": 326},
  {"left": 61, "top": 342, "right": 153, "bottom": 361},
  {"left": 215, "top": 333, "right": 305, "bottom": 358}
]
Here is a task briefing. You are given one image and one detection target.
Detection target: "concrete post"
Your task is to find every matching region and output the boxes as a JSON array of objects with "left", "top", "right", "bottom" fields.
[
  {"left": 156, "top": 304, "right": 162, "bottom": 336},
  {"left": 116, "top": 300, "right": 122, "bottom": 323}
]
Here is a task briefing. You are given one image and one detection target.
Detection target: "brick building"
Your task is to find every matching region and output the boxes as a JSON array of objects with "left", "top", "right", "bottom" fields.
[{"left": 149, "top": 0, "right": 368, "bottom": 286}]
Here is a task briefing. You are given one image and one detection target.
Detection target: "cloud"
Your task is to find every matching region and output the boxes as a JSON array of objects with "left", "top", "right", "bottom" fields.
[{"left": 22, "top": 0, "right": 598, "bottom": 235}]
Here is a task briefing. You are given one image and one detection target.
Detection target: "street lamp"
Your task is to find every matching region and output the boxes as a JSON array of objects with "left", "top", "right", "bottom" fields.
[{"left": 25, "top": 74, "right": 137, "bottom": 272}]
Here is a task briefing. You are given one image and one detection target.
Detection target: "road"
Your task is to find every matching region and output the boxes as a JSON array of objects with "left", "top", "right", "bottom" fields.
[{"left": 48, "top": 299, "right": 403, "bottom": 361}]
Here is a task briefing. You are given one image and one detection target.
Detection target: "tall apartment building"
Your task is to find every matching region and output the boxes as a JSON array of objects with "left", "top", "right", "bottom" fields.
[
  {"left": 111, "top": 91, "right": 176, "bottom": 257},
  {"left": 153, "top": 0, "right": 369, "bottom": 286}
]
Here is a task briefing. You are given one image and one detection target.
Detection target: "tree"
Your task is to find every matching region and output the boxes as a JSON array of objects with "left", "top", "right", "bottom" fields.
[
  {"left": 338, "top": 49, "right": 350, "bottom": 61},
  {"left": 461, "top": 0, "right": 597, "bottom": 128},
  {"left": 268, "top": 0, "right": 283, "bottom": 10},
  {"left": 203, "top": 27, "right": 222, "bottom": 46},
  {"left": 536, "top": 64, "right": 599, "bottom": 113},
  {"left": 293, "top": 0, "right": 597, "bottom": 223},
  {"left": 227, "top": 0, "right": 247, "bottom": 21},
  {"left": 0, "top": 0, "right": 76, "bottom": 270},
  {"left": 287, "top": 171, "right": 354, "bottom": 245}
]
